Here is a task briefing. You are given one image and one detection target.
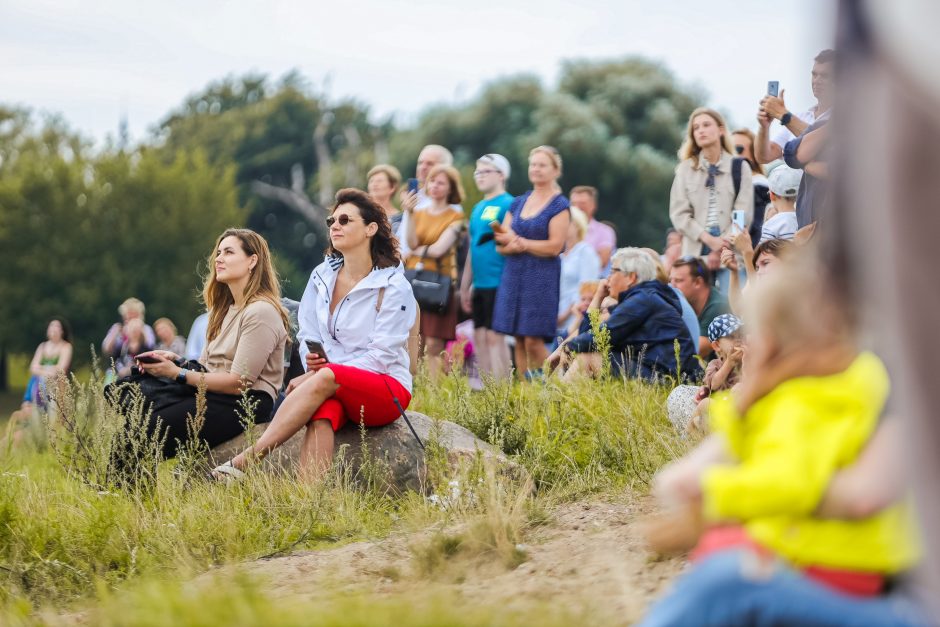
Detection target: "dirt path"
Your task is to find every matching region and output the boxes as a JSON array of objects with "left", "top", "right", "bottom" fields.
[{"left": 224, "top": 496, "right": 685, "bottom": 625}]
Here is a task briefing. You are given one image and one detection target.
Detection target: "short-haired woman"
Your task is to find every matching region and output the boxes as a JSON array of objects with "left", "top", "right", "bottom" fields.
[
  {"left": 403, "top": 165, "right": 465, "bottom": 380},
  {"left": 557, "top": 206, "right": 601, "bottom": 344},
  {"left": 153, "top": 317, "right": 186, "bottom": 356},
  {"left": 214, "top": 189, "right": 416, "bottom": 481},
  {"left": 548, "top": 247, "right": 700, "bottom": 382},
  {"left": 133, "top": 229, "right": 290, "bottom": 459},
  {"left": 367, "top": 164, "right": 403, "bottom": 238},
  {"left": 492, "top": 146, "right": 571, "bottom": 380},
  {"left": 669, "top": 108, "right": 754, "bottom": 294}
]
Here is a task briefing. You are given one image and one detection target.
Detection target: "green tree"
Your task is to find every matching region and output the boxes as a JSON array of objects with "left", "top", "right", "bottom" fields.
[{"left": 0, "top": 107, "right": 244, "bottom": 366}]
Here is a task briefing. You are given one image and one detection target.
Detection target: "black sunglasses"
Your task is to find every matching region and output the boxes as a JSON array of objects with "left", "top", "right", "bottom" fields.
[{"left": 326, "top": 214, "right": 360, "bottom": 228}]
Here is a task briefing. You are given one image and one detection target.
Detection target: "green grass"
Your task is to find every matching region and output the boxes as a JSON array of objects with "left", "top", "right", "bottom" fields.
[{"left": 0, "top": 368, "right": 687, "bottom": 624}]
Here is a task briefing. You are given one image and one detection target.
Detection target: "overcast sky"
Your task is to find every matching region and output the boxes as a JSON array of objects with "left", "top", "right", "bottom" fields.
[{"left": 1, "top": 0, "right": 836, "bottom": 145}]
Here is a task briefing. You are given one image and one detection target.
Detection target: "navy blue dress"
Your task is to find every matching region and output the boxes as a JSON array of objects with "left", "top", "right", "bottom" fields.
[{"left": 492, "top": 192, "right": 570, "bottom": 339}]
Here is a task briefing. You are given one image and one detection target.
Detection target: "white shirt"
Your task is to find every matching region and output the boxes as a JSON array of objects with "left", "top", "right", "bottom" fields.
[
  {"left": 558, "top": 241, "right": 601, "bottom": 328},
  {"left": 298, "top": 259, "right": 417, "bottom": 392},
  {"left": 770, "top": 106, "right": 831, "bottom": 149},
  {"left": 760, "top": 211, "right": 799, "bottom": 242}
]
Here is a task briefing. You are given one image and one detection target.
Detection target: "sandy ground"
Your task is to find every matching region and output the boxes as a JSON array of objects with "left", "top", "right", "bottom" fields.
[{"left": 217, "top": 496, "right": 686, "bottom": 625}]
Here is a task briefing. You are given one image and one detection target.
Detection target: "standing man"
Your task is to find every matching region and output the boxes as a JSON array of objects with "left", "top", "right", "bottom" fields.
[
  {"left": 459, "top": 154, "right": 514, "bottom": 381},
  {"left": 755, "top": 49, "right": 835, "bottom": 165},
  {"left": 668, "top": 257, "right": 729, "bottom": 358},
  {"left": 569, "top": 186, "right": 616, "bottom": 273}
]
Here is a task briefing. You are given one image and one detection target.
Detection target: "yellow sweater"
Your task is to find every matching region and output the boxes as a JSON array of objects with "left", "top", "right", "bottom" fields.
[{"left": 702, "top": 351, "right": 918, "bottom": 573}]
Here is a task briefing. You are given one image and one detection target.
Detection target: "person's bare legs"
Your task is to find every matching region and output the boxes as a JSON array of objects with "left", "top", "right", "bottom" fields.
[
  {"left": 425, "top": 337, "right": 445, "bottom": 382},
  {"left": 474, "top": 327, "right": 492, "bottom": 376},
  {"left": 523, "top": 336, "right": 549, "bottom": 374},
  {"left": 513, "top": 336, "right": 527, "bottom": 380},
  {"left": 229, "top": 368, "right": 339, "bottom": 470},
  {"left": 486, "top": 330, "right": 511, "bottom": 380},
  {"left": 299, "top": 419, "right": 335, "bottom": 482}
]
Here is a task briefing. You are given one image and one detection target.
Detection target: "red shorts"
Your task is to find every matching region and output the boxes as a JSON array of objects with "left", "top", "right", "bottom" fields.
[{"left": 311, "top": 364, "right": 411, "bottom": 432}]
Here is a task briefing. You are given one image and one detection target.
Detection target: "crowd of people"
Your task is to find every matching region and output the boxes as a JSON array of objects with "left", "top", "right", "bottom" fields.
[{"left": 6, "top": 42, "right": 931, "bottom": 625}]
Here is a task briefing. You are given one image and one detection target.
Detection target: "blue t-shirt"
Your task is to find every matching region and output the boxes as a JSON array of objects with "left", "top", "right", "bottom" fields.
[{"left": 468, "top": 193, "right": 513, "bottom": 289}]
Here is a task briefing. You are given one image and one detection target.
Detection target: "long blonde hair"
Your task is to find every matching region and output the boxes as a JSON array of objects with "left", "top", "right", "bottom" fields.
[
  {"left": 203, "top": 228, "right": 290, "bottom": 343},
  {"left": 678, "top": 107, "right": 734, "bottom": 167}
]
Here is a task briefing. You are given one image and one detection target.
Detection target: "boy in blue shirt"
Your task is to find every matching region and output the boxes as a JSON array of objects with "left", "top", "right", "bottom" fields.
[{"left": 460, "top": 154, "right": 514, "bottom": 380}]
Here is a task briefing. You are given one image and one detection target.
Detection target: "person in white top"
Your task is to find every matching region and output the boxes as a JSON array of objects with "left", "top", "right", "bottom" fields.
[
  {"left": 755, "top": 50, "right": 836, "bottom": 164},
  {"left": 759, "top": 165, "right": 802, "bottom": 242},
  {"left": 216, "top": 188, "right": 417, "bottom": 482}
]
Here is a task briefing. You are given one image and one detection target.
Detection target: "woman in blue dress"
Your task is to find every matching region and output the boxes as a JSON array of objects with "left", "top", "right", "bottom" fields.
[{"left": 492, "top": 145, "right": 570, "bottom": 379}]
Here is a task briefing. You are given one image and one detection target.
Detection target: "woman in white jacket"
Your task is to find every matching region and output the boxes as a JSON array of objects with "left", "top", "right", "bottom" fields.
[{"left": 214, "top": 188, "right": 416, "bottom": 481}]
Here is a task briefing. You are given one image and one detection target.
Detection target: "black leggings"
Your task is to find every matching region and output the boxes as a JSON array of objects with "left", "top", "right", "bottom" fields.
[{"left": 146, "top": 390, "right": 273, "bottom": 459}]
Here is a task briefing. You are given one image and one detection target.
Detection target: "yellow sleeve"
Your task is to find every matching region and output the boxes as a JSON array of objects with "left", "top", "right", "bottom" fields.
[
  {"left": 708, "top": 392, "right": 745, "bottom": 457},
  {"left": 702, "top": 394, "right": 860, "bottom": 522}
]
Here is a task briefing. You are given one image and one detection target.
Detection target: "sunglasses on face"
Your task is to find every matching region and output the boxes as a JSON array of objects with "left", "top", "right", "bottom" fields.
[{"left": 326, "top": 214, "right": 360, "bottom": 228}]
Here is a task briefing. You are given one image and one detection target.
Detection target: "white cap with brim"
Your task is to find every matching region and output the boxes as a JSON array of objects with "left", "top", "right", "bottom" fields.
[
  {"left": 768, "top": 165, "right": 803, "bottom": 198},
  {"left": 477, "top": 153, "right": 511, "bottom": 179}
]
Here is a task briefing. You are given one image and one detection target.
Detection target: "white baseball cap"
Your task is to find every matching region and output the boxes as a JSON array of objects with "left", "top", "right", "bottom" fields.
[
  {"left": 767, "top": 165, "right": 803, "bottom": 198},
  {"left": 477, "top": 153, "right": 511, "bottom": 179}
]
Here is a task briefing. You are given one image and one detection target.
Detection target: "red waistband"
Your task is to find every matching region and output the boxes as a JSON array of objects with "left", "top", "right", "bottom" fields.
[{"left": 692, "top": 526, "right": 885, "bottom": 597}]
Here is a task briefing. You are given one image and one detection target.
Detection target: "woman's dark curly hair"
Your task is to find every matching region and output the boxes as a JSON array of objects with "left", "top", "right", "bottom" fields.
[{"left": 326, "top": 188, "right": 400, "bottom": 269}]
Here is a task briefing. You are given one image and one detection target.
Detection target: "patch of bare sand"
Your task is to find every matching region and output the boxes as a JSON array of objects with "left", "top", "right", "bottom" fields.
[{"left": 221, "top": 496, "right": 685, "bottom": 625}]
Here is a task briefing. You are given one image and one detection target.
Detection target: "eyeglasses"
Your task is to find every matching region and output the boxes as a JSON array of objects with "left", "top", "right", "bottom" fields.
[
  {"left": 473, "top": 169, "right": 499, "bottom": 177},
  {"left": 326, "top": 214, "right": 360, "bottom": 228}
]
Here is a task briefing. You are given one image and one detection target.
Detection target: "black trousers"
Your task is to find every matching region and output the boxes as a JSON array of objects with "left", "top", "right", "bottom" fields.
[{"left": 146, "top": 390, "right": 273, "bottom": 459}]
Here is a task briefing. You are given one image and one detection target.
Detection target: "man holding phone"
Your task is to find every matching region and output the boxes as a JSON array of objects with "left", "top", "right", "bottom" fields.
[
  {"left": 460, "top": 153, "right": 514, "bottom": 381},
  {"left": 755, "top": 49, "right": 835, "bottom": 164}
]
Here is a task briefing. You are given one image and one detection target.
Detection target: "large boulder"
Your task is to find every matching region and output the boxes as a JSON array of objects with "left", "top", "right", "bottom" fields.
[{"left": 210, "top": 411, "right": 511, "bottom": 493}]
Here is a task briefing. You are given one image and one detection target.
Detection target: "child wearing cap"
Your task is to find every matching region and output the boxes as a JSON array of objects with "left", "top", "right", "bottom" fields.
[
  {"left": 689, "top": 313, "right": 744, "bottom": 432},
  {"left": 759, "top": 165, "right": 802, "bottom": 243}
]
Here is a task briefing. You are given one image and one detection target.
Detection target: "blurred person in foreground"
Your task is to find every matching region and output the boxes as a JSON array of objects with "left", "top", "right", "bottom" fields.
[
  {"left": 459, "top": 153, "right": 514, "bottom": 381},
  {"left": 491, "top": 146, "right": 570, "bottom": 380},
  {"left": 639, "top": 255, "right": 924, "bottom": 626}
]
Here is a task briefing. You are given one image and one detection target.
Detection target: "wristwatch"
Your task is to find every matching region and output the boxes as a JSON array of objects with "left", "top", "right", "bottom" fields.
[
  {"left": 176, "top": 367, "right": 188, "bottom": 384},
  {"left": 780, "top": 111, "right": 793, "bottom": 126}
]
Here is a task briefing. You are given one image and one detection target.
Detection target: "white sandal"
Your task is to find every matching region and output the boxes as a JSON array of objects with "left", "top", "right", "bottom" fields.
[{"left": 211, "top": 460, "right": 246, "bottom": 484}]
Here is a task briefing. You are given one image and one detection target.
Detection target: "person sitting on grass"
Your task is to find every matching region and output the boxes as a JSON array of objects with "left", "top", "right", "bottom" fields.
[
  {"left": 639, "top": 257, "right": 920, "bottom": 626},
  {"left": 213, "top": 188, "right": 416, "bottom": 483},
  {"left": 547, "top": 247, "right": 700, "bottom": 383},
  {"left": 688, "top": 314, "right": 744, "bottom": 433}
]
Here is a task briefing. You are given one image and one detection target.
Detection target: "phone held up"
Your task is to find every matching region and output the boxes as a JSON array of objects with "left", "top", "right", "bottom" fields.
[
  {"left": 407, "top": 178, "right": 419, "bottom": 194},
  {"left": 767, "top": 81, "right": 780, "bottom": 98},
  {"left": 136, "top": 353, "right": 162, "bottom": 364},
  {"left": 305, "top": 340, "right": 330, "bottom": 363},
  {"left": 732, "top": 210, "right": 746, "bottom": 233}
]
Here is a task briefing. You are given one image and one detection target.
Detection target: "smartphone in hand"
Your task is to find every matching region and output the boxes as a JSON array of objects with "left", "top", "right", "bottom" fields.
[
  {"left": 767, "top": 81, "right": 780, "bottom": 97},
  {"left": 489, "top": 220, "right": 505, "bottom": 234},
  {"left": 136, "top": 353, "right": 162, "bottom": 364},
  {"left": 304, "top": 340, "right": 330, "bottom": 363},
  {"left": 732, "top": 210, "right": 746, "bottom": 232},
  {"left": 407, "top": 178, "right": 419, "bottom": 194}
]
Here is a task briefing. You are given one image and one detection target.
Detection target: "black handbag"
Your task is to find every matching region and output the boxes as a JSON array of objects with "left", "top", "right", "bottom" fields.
[
  {"left": 108, "top": 359, "right": 208, "bottom": 414},
  {"left": 405, "top": 246, "right": 453, "bottom": 314}
]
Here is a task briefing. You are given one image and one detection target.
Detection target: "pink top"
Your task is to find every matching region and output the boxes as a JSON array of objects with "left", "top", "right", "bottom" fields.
[{"left": 584, "top": 219, "right": 616, "bottom": 257}]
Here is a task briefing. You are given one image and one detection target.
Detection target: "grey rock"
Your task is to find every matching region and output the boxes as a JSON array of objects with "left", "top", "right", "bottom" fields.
[
  {"left": 666, "top": 384, "right": 698, "bottom": 432},
  {"left": 210, "top": 411, "right": 512, "bottom": 493}
]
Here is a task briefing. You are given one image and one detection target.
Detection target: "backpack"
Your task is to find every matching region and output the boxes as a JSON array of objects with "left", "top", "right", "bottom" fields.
[{"left": 730, "top": 157, "right": 771, "bottom": 246}]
